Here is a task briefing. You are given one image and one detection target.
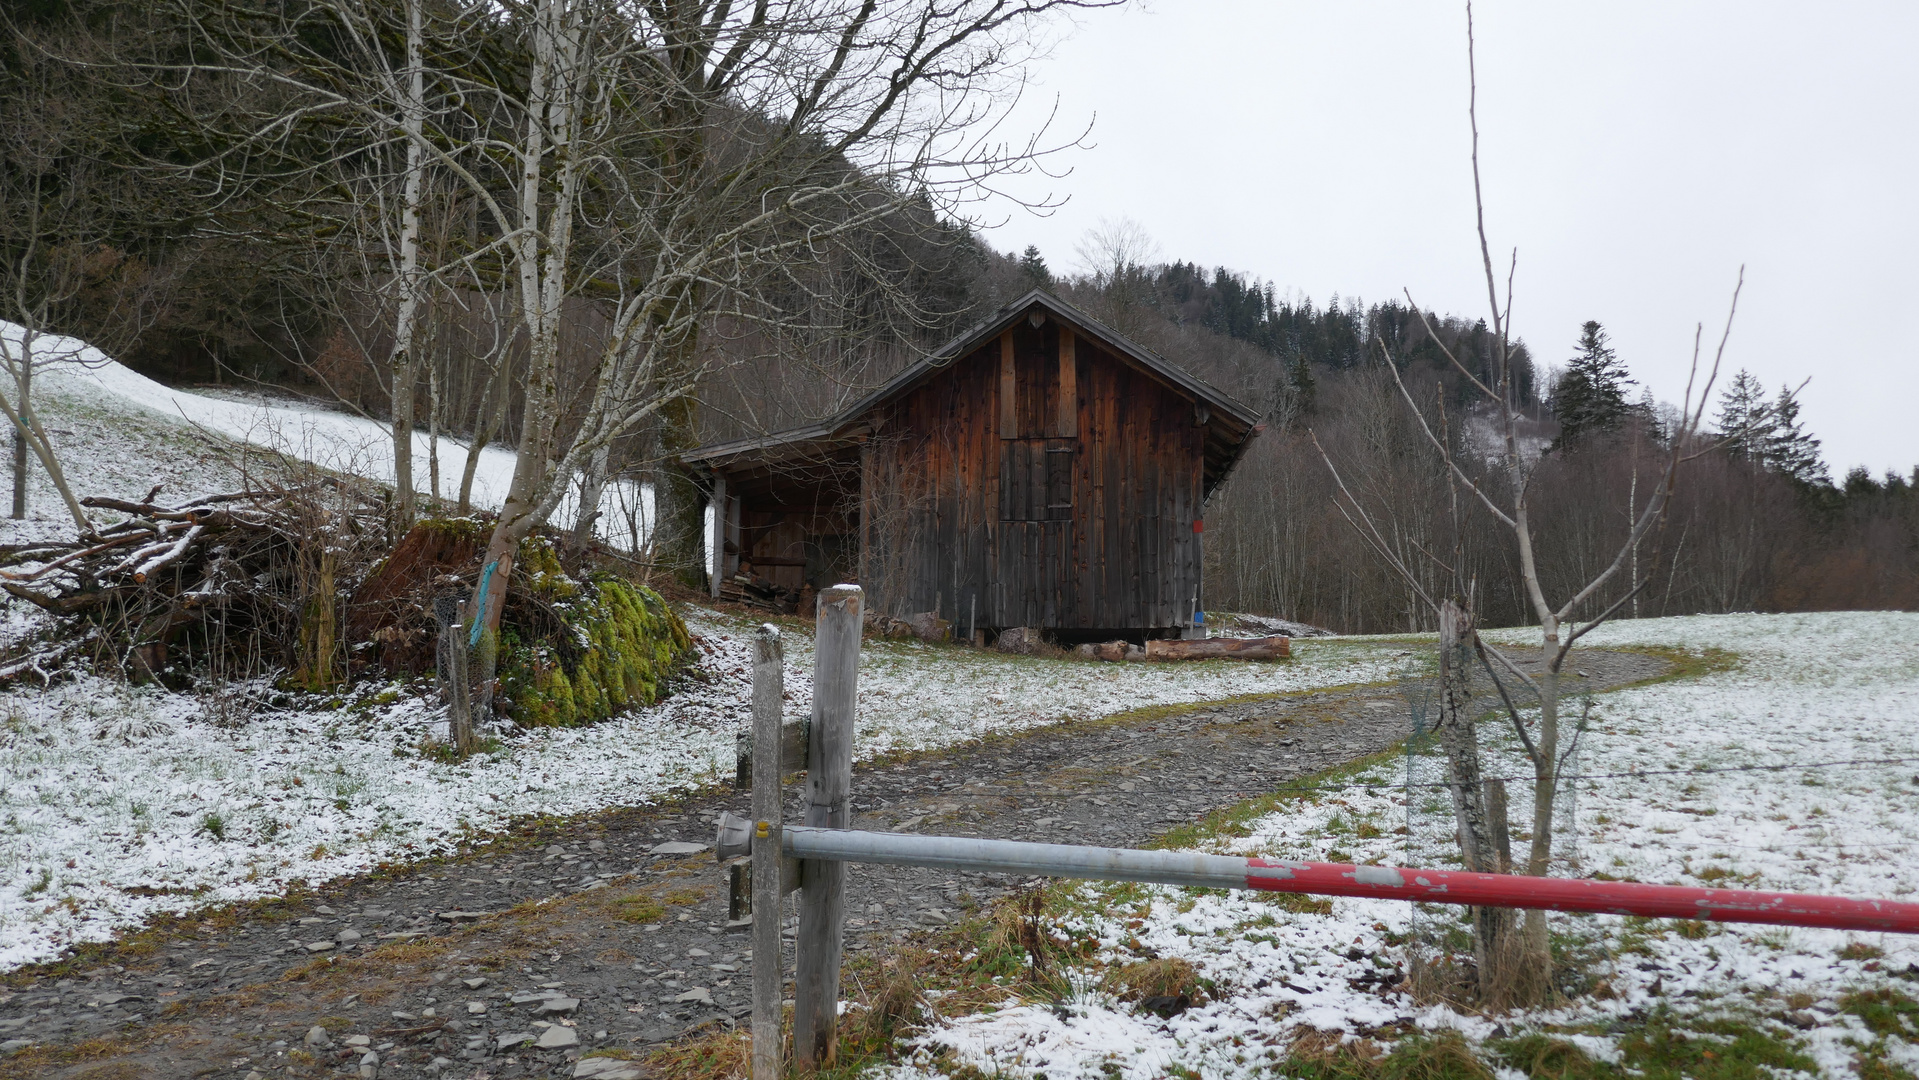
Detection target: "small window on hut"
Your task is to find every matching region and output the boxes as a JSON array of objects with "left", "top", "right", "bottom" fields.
[{"left": 1000, "top": 438, "right": 1074, "bottom": 521}]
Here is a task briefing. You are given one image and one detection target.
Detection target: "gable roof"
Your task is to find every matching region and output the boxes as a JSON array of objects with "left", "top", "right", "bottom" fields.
[{"left": 684, "top": 289, "right": 1264, "bottom": 495}]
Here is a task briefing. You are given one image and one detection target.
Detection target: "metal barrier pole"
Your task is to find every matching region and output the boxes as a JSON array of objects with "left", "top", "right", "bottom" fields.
[{"left": 714, "top": 820, "right": 1919, "bottom": 936}]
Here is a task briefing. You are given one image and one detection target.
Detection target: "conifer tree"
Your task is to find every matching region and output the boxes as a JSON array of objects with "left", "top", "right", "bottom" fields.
[
  {"left": 1272, "top": 352, "right": 1316, "bottom": 425},
  {"left": 1550, "top": 320, "right": 1633, "bottom": 448},
  {"left": 1713, "top": 370, "right": 1770, "bottom": 460},
  {"left": 1018, "top": 244, "right": 1052, "bottom": 288},
  {"left": 1633, "top": 386, "right": 1665, "bottom": 441},
  {"left": 1761, "top": 385, "right": 1826, "bottom": 485},
  {"left": 1712, "top": 373, "right": 1825, "bottom": 484},
  {"left": 1843, "top": 466, "right": 1880, "bottom": 497}
]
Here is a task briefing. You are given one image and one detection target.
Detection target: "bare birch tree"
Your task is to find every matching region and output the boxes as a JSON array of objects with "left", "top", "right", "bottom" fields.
[
  {"left": 384, "top": 0, "right": 430, "bottom": 525},
  {"left": 441, "top": 0, "right": 1118, "bottom": 661}
]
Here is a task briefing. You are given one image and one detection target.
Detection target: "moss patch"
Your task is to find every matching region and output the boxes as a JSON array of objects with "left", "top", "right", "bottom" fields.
[{"left": 498, "top": 544, "right": 692, "bottom": 728}]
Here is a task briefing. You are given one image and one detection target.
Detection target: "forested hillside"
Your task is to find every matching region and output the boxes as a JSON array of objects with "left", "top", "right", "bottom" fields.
[
  {"left": 995, "top": 247, "right": 1919, "bottom": 630},
  {"left": 3, "top": 1, "right": 1912, "bottom": 633}
]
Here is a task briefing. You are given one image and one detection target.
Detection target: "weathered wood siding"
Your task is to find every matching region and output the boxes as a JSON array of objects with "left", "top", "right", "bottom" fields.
[{"left": 861, "top": 317, "right": 1205, "bottom": 632}]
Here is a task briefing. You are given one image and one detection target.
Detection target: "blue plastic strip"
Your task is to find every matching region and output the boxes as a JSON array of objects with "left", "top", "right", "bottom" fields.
[{"left": 469, "top": 559, "right": 497, "bottom": 647}]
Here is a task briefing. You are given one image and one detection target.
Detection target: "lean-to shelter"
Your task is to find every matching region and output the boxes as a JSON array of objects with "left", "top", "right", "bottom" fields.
[{"left": 682, "top": 290, "right": 1261, "bottom": 641}]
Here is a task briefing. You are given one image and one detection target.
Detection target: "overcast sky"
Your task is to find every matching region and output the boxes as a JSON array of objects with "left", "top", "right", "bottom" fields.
[{"left": 976, "top": 1, "right": 1919, "bottom": 479}]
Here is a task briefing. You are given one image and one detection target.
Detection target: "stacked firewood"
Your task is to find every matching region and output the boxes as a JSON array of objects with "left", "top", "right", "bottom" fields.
[
  {"left": 0, "top": 482, "right": 389, "bottom": 684},
  {"left": 718, "top": 570, "right": 802, "bottom": 615}
]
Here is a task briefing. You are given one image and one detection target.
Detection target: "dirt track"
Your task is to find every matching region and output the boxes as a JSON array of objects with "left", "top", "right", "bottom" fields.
[{"left": 0, "top": 645, "right": 1667, "bottom": 1080}]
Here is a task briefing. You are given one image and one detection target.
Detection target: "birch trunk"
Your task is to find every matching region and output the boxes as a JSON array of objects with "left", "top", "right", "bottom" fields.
[
  {"left": 386, "top": 0, "right": 429, "bottom": 528},
  {"left": 571, "top": 442, "right": 609, "bottom": 551},
  {"left": 1629, "top": 462, "right": 1641, "bottom": 619},
  {"left": 428, "top": 346, "right": 442, "bottom": 505},
  {"left": 457, "top": 368, "right": 509, "bottom": 516},
  {"left": 470, "top": 0, "right": 584, "bottom": 652}
]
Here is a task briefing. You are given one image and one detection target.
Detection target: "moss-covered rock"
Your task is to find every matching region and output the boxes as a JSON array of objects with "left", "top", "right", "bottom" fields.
[
  {"left": 514, "top": 532, "right": 579, "bottom": 602},
  {"left": 348, "top": 521, "right": 690, "bottom": 726},
  {"left": 497, "top": 554, "right": 692, "bottom": 728}
]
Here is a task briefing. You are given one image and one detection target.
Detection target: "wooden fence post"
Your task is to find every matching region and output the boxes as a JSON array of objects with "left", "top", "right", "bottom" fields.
[
  {"left": 794, "top": 585, "right": 861, "bottom": 1071},
  {"left": 750, "top": 624, "right": 784, "bottom": 1080},
  {"left": 433, "top": 593, "right": 472, "bottom": 754}
]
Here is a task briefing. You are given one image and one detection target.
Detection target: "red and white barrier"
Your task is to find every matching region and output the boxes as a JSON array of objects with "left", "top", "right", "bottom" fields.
[
  {"left": 717, "top": 819, "right": 1919, "bottom": 935},
  {"left": 1241, "top": 857, "right": 1919, "bottom": 934}
]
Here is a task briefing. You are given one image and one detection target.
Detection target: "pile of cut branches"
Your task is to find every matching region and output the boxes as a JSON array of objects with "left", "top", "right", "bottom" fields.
[{"left": 0, "top": 481, "right": 390, "bottom": 686}]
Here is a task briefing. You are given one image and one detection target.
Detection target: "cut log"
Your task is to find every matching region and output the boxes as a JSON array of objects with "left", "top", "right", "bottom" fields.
[
  {"left": 995, "top": 626, "right": 1044, "bottom": 654},
  {"left": 905, "top": 611, "right": 950, "bottom": 642},
  {"left": 1076, "top": 640, "right": 1131, "bottom": 662},
  {"left": 1143, "top": 635, "right": 1289, "bottom": 661}
]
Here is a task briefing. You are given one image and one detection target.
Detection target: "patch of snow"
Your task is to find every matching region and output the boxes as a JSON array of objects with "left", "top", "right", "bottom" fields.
[
  {"left": 0, "top": 601, "right": 1413, "bottom": 971},
  {"left": 1462, "top": 407, "right": 1550, "bottom": 469},
  {"left": 888, "top": 611, "right": 1919, "bottom": 1080},
  {"left": 1206, "top": 612, "right": 1336, "bottom": 639},
  {"left": 0, "top": 320, "right": 653, "bottom": 549}
]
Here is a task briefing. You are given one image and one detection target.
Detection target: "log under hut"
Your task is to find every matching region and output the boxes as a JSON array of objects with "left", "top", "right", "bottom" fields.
[{"left": 682, "top": 290, "right": 1261, "bottom": 642}]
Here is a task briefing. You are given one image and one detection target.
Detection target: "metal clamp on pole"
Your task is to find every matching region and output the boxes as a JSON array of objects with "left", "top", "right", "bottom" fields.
[{"left": 716, "top": 814, "right": 755, "bottom": 861}]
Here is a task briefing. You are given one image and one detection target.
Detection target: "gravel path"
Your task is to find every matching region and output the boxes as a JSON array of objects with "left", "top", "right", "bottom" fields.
[{"left": 0, "top": 646, "right": 1667, "bottom": 1079}]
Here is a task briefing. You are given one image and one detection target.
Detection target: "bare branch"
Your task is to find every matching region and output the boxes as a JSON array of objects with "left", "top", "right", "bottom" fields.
[
  {"left": 1559, "top": 575, "right": 1652, "bottom": 659},
  {"left": 1374, "top": 334, "right": 1517, "bottom": 529},
  {"left": 1466, "top": 1, "right": 1504, "bottom": 349},
  {"left": 1477, "top": 637, "right": 1542, "bottom": 699},
  {"left": 1474, "top": 637, "right": 1542, "bottom": 767},
  {"left": 1403, "top": 291, "right": 1499, "bottom": 403},
  {"left": 1308, "top": 429, "right": 1440, "bottom": 615}
]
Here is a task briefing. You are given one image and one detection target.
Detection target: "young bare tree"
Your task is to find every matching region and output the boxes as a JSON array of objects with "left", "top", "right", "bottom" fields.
[
  {"left": 383, "top": 0, "right": 431, "bottom": 526},
  {"left": 1313, "top": 3, "right": 1743, "bottom": 1005}
]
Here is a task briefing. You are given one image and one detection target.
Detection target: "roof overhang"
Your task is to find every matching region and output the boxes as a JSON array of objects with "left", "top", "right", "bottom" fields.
[{"left": 685, "top": 289, "right": 1264, "bottom": 498}]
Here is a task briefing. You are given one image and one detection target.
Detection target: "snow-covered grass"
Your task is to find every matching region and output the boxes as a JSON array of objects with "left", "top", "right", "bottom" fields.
[
  {"left": 0, "top": 360, "right": 254, "bottom": 548},
  {"left": 0, "top": 602, "right": 1413, "bottom": 973},
  {"left": 835, "top": 629, "right": 1404, "bottom": 758},
  {"left": 0, "top": 319, "right": 1425, "bottom": 974},
  {"left": 884, "top": 611, "right": 1919, "bottom": 1080},
  {"left": 0, "top": 321, "right": 652, "bottom": 547}
]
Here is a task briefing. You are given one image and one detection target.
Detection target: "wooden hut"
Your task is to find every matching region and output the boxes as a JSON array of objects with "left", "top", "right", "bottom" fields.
[{"left": 682, "top": 290, "right": 1261, "bottom": 641}]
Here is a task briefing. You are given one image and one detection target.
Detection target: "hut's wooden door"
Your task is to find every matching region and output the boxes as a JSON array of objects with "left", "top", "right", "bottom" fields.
[
  {"left": 999, "top": 437, "right": 1074, "bottom": 626},
  {"left": 995, "top": 321, "right": 1080, "bottom": 628}
]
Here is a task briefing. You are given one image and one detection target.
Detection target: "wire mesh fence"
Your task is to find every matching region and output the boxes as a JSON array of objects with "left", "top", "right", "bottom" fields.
[{"left": 1398, "top": 650, "right": 1599, "bottom": 999}]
